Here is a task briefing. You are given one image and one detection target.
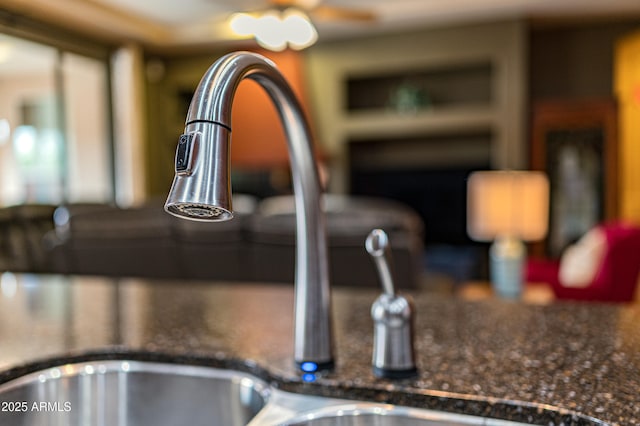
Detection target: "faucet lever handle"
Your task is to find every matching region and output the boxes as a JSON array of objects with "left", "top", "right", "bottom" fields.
[{"left": 365, "top": 229, "right": 396, "bottom": 296}]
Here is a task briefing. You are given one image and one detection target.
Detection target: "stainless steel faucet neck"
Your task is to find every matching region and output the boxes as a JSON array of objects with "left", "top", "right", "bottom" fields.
[{"left": 165, "top": 52, "right": 333, "bottom": 371}]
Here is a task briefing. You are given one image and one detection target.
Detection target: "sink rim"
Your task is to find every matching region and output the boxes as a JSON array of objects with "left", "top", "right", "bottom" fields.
[
  {"left": 0, "top": 359, "right": 273, "bottom": 401},
  {"left": 277, "top": 401, "right": 530, "bottom": 426}
]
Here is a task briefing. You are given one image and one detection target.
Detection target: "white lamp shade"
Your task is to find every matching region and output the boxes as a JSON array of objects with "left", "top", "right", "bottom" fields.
[{"left": 467, "top": 171, "right": 550, "bottom": 242}]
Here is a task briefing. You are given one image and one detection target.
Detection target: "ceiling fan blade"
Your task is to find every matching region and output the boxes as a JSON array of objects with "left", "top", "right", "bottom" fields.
[
  {"left": 311, "top": 5, "right": 376, "bottom": 22},
  {"left": 268, "top": 0, "right": 322, "bottom": 8}
]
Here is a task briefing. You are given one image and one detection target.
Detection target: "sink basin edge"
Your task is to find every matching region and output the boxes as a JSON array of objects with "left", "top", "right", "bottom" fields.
[{"left": 0, "top": 352, "right": 609, "bottom": 426}]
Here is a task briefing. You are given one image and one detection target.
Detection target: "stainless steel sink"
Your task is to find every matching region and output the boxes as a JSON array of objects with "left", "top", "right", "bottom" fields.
[
  {"left": 0, "top": 359, "right": 565, "bottom": 426},
  {"left": 0, "top": 360, "right": 270, "bottom": 426}
]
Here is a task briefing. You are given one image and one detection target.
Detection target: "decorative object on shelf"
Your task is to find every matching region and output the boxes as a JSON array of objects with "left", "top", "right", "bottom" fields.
[
  {"left": 467, "top": 171, "right": 549, "bottom": 299},
  {"left": 387, "top": 80, "right": 430, "bottom": 113}
]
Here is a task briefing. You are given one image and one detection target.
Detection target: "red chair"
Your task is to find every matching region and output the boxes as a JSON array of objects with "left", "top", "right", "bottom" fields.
[{"left": 526, "top": 222, "right": 640, "bottom": 302}]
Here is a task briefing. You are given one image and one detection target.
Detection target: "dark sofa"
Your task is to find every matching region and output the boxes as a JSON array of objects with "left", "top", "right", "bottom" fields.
[{"left": 0, "top": 195, "right": 425, "bottom": 289}]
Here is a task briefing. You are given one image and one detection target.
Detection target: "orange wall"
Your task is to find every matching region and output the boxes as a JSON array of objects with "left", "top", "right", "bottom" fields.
[{"left": 229, "top": 49, "right": 315, "bottom": 169}]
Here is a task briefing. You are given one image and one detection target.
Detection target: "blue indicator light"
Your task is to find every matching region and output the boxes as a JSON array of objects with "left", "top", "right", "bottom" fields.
[
  {"left": 300, "top": 362, "right": 318, "bottom": 373},
  {"left": 302, "top": 373, "right": 317, "bottom": 382}
]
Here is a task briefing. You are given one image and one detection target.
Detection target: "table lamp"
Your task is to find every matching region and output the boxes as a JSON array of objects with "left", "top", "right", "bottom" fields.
[{"left": 467, "top": 171, "right": 549, "bottom": 298}]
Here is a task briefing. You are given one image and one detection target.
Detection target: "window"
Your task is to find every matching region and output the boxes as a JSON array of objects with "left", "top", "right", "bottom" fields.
[{"left": 0, "top": 33, "right": 113, "bottom": 205}]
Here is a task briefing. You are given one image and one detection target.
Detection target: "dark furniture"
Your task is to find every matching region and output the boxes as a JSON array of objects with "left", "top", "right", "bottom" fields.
[
  {"left": 0, "top": 195, "right": 424, "bottom": 288},
  {"left": 526, "top": 222, "right": 640, "bottom": 302}
]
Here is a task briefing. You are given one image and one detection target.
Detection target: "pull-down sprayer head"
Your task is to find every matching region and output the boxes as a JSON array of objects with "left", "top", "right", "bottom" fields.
[{"left": 164, "top": 122, "right": 233, "bottom": 221}]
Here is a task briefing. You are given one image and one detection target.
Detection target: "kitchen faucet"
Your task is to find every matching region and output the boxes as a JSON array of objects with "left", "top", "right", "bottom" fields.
[{"left": 164, "top": 52, "right": 333, "bottom": 372}]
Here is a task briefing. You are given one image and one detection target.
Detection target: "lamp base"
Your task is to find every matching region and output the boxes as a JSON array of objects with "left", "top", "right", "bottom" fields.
[{"left": 489, "top": 236, "right": 526, "bottom": 299}]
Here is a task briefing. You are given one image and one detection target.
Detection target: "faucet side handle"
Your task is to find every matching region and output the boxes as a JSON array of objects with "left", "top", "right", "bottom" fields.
[
  {"left": 365, "top": 229, "right": 396, "bottom": 297},
  {"left": 366, "top": 229, "right": 418, "bottom": 379}
]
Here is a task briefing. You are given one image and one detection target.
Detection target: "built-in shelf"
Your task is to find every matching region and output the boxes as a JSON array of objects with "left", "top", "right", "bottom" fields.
[
  {"left": 349, "top": 130, "right": 493, "bottom": 170},
  {"left": 342, "top": 56, "right": 495, "bottom": 141},
  {"left": 343, "top": 106, "right": 497, "bottom": 139},
  {"left": 304, "top": 21, "right": 527, "bottom": 247},
  {"left": 346, "top": 61, "right": 493, "bottom": 112},
  {"left": 306, "top": 20, "right": 527, "bottom": 194}
]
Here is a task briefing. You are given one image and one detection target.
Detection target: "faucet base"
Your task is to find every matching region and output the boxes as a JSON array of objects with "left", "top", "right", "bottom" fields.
[{"left": 373, "top": 366, "right": 418, "bottom": 380}]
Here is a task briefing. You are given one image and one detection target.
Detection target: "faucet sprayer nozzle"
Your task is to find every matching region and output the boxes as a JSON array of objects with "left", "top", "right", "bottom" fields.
[{"left": 165, "top": 202, "right": 231, "bottom": 221}]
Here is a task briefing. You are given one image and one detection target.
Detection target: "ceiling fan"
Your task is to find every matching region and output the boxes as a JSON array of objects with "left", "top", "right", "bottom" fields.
[{"left": 228, "top": 0, "right": 376, "bottom": 50}]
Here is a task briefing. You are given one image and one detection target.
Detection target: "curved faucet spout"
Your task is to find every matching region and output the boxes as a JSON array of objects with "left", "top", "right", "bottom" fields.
[{"left": 165, "top": 52, "right": 333, "bottom": 370}]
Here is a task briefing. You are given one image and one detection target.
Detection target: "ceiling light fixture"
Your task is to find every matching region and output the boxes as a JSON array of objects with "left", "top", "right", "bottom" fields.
[{"left": 229, "top": 9, "right": 318, "bottom": 51}]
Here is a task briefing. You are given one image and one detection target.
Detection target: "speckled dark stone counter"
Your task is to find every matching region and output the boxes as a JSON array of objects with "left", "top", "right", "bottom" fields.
[{"left": 0, "top": 274, "right": 638, "bottom": 425}]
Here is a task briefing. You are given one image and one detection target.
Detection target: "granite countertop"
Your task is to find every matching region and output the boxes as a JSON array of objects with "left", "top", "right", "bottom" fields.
[{"left": 0, "top": 273, "right": 638, "bottom": 425}]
